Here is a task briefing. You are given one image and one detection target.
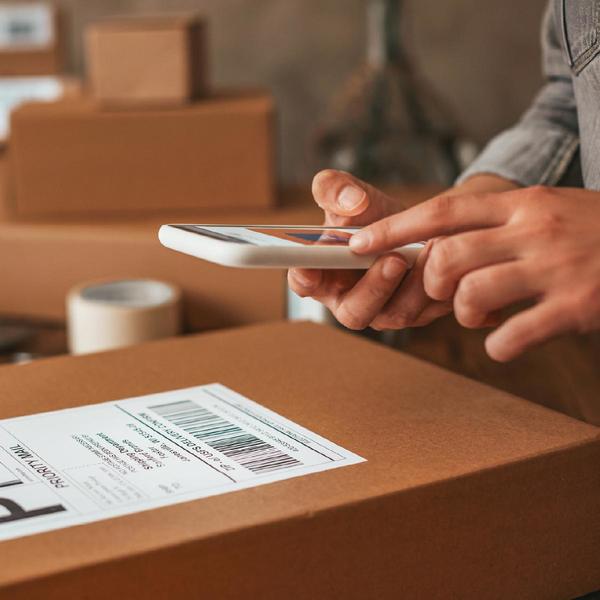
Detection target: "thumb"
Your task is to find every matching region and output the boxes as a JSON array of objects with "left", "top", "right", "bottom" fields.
[{"left": 312, "top": 169, "right": 395, "bottom": 226}]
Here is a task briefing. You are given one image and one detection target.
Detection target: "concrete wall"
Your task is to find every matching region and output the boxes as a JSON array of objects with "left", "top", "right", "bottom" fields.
[{"left": 54, "top": 0, "right": 548, "bottom": 184}]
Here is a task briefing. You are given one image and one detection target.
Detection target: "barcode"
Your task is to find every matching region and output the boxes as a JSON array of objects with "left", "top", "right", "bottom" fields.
[{"left": 149, "top": 400, "right": 302, "bottom": 474}]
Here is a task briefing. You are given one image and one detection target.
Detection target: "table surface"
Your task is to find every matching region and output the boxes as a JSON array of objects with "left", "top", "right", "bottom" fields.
[{"left": 1, "top": 310, "right": 599, "bottom": 428}]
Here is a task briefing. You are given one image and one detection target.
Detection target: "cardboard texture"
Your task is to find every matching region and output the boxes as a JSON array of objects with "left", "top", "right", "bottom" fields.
[
  {"left": 86, "top": 15, "right": 207, "bottom": 107},
  {"left": 57, "top": 75, "right": 81, "bottom": 100},
  {"left": 0, "top": 187, "right": 321, "bottom": 330},
  {"left": 0, "top": 75, "right": 82, "bottom": 146},
  {"left": 0, "top": 5, "right": 65, "bottom": 76},
  {"left": 9, "top": 92, "right": 276, "bottom": 215},
  {"left": 0, "top": 321, "right": 599, "bottom": 599},
  {"left": 0, "top": 149, "right": 13, "bottom": 220}
]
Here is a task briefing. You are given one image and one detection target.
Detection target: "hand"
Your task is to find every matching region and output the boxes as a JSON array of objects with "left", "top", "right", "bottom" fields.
[
  {"left": 349, "top": 185, "right": 600, "bottom": 361},
  {"left": 287, "top": 169, "right": 452, "bottom": 331}
]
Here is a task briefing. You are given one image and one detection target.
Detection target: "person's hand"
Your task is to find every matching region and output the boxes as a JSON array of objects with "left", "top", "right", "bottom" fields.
[
  {"left": 288, "top": 171, "right": 517, "bottom": 331},
  {"left": 349, "top": 185, "right": 600, "bottom": 361},
  {"left": 287, "top": 169, "right": 452, "bottom": 330}
]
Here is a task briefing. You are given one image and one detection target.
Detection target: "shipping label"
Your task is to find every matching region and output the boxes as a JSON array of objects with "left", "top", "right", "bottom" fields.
[{"left": 0, "top": 384, "right": 364, "bottom": 542}]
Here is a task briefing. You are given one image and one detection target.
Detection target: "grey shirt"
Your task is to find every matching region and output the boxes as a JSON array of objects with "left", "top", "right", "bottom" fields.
[{"left": 458, "top": 0, "right": 600, "bottom": 189}]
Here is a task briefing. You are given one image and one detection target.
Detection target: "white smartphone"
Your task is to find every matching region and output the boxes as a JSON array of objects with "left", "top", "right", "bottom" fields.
[{"left": 158, "top": 224, "right": 425, "bottom": 269}]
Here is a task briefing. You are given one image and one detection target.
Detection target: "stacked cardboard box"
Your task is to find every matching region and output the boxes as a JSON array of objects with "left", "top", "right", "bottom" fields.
[
  {"left": 0, "top": 2, "right": 65, "bottom": 76},
  {"left": 0, "top": 3, "right": 77, "bottom": 145},
  {"left": 7, "top": 13, "right": 276, "bottom": 215},
  {"left": 0, "top": 322, "right": 599, "bottom": 598},
  {"left": 9, "top": 92, "right": 276, "bottom": 214},
  {"left": 0, "top": 75, "right": 80, "bottom": 144},
  {"left": 86, "top": 15, "right": 207, "bottom": 107},
  {"left": 0, "top": 12, "right": 285, "bottom": 336}
]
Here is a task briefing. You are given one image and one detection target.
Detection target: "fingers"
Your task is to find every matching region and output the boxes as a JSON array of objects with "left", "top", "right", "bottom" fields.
[
  {"left": 424, "top": 227, "right": 520, "bottom": 301},
  {"left": 370, "top": 243, "right": 433, "bottom": 330},
  {"left": 287, "top": 268, "right": 323, "bottom": 298},
  {"left": 329, "top": 254, "right": 408, "bottom": 330},
  {"left": 411, "top": 301, "right": 454, "bottom": 327},
  {"left": 485, "top": 299, "right": 572, "bottom": 362},
  {"left": 453, "top": 261, "right": 541, "bottom": 328},
  {"left": 288, "top": 268, "right": 363, "bottom": 301},
  {"left": 312, "top": 169, "right": 395, "bottom": 226},
  {"left": 349, "top": 192, "right": 513, "bottom": 254}
]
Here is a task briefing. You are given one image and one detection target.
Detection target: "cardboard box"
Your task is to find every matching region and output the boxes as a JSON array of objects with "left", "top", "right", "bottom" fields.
[
  {"left": 9, "top": 93, "right": 277, "bottom": 214},
  {"left": 0, "top": 186, "right": 322, "bottom": 331},
  {"left": 86, "top": 15, "right": 207, "bottom": 107},
  {"left": 0, "top": 3, "right": 65, "bottom": 76},
  {"left": 0, "top": 75, "right": 81, "bottom": 144},
  {"left": 0, "top": 321, "right": 599, "bottom": 599}
]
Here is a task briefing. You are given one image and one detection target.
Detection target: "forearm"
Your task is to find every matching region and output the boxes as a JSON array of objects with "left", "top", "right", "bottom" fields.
[
  {"left": 457, "top": 2, "right": 580, "bottom": 188},
  {"left": 456, "top": 83, "right": 579, "bottom": 188}
]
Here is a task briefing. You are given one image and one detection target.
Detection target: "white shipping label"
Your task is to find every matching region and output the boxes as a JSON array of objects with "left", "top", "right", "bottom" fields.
[
  {"left": 0, "top": 384, "right": 364, "bottom": 542},
  {"left": 0, "top": 3, "right": 54, "bottom": 49}
]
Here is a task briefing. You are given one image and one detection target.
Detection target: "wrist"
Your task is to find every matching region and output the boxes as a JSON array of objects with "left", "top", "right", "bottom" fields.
[{"left": 446, "top": 174, "right": 521, "bottom": 197}]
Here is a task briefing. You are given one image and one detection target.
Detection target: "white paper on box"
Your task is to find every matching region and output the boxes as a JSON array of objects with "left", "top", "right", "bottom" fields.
[
  {"left": 0, "top": 384, "right": 365, "bottom": 542},
  {"left": 0, "top": 3, "right": 54, "bottom": 49},
  {"left": 0, "top": 76, "right": 64, "bottom": 140}
]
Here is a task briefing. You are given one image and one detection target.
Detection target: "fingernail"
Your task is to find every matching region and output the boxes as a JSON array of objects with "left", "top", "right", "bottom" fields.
[
  {"left": 349, "top": 231, "right": 371, "bottom": 252},
  {"left": 382, "top": 256, "right": 406, "bottom": 281},
  {"left": 337, "top": 185, "right": 365, "bottom": 211}
]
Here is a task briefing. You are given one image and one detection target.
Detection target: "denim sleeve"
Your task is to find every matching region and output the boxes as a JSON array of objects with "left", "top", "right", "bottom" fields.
[{"left": 456, "top": 1, "right": 580, "bottom": 187}]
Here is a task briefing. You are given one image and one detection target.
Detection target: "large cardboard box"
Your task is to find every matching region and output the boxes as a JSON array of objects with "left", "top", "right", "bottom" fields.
[
  {"left": 9, "top": 92, "right": 276, "bottom": 215},
  {"left": 86, "top": 15, "right": 207, "bottom": 107},
  {"left": 0, "top": 321, "right": 599, "bottom": 599},
  {"left": 0, "top": 187, "right": 321, "bottom": 331},
  {"left": 0, "top": 3, "right": 65, "bottom": 76}
]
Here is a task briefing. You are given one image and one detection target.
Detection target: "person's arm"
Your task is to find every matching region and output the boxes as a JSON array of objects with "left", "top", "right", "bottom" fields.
[{"left": 457, "top": 1, "right": 579, "bottom": 187}]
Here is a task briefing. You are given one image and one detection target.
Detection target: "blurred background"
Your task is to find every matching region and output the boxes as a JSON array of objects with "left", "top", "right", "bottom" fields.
[{"left": 54, "top": 0, "right": 547, "bottom": 184}]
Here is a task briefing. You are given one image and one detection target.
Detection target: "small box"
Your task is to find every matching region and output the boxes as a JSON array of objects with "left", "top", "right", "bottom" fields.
[
  {"left": 0, "top": 322, "right": 599, "bottom": 598},
  {"left": 0, "top": 3, "right": 65, "bottom": 75},
  {"left": 10, "top": 92, "right": 277, "bottom": 214},
  {"left": 86, "top": 15, "right": 207, "bottom": 107}
]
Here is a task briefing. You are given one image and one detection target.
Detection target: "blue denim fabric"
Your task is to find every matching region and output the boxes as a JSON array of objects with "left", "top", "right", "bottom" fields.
[{"left": 458, "top": 0, "right": 600, "bottom": 189}]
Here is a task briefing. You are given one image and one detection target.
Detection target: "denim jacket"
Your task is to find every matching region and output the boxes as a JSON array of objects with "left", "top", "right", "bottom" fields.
[{"left": 457, "top": 0, "right": 600, "bottom": 188}]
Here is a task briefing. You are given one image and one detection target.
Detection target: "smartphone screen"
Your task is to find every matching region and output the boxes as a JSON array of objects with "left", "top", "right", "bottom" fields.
[{"left": 172, "top": 225, "right": 360, "bottom": 247}]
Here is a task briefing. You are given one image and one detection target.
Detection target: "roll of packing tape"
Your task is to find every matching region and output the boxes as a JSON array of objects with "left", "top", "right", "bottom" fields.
[{"left": 67, "top": 279, "right": 181, "bottom": 355}]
